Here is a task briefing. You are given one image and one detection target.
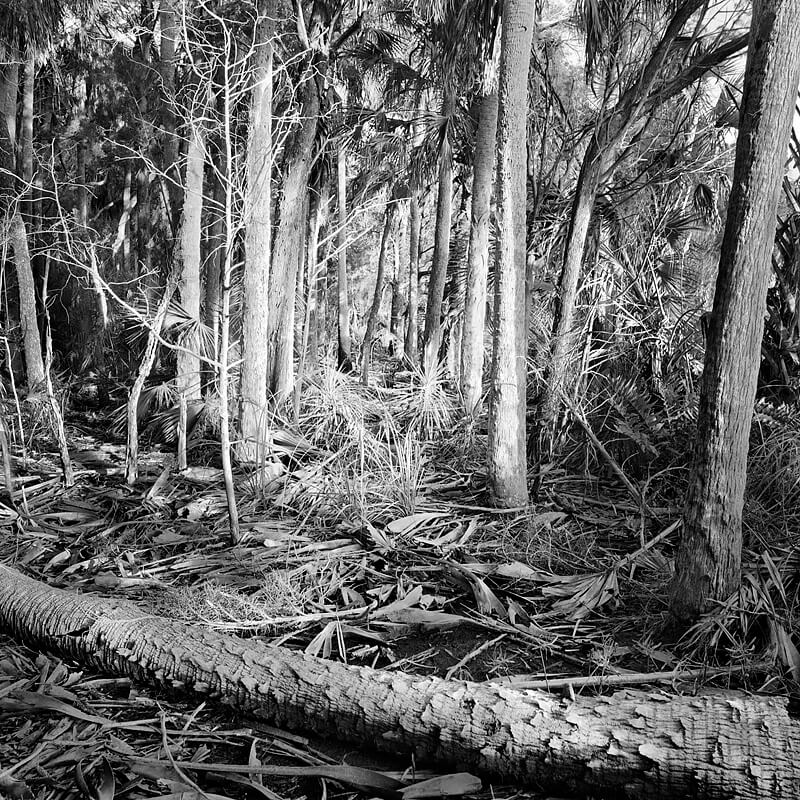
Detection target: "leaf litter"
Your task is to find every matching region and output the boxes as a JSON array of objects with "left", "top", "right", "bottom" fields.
[{"left": 0, "top": 388, "right": 795, "bottom": 800}]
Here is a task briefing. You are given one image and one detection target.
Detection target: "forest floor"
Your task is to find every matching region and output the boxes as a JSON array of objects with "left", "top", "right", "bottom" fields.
[{"left": 0, "top": 362, "right": 795, "bottom": 800}]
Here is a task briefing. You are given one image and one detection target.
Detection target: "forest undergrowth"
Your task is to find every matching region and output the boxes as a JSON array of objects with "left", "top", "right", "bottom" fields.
[{"left": 0, "top": 353, "right": 797, "bottom": 800}]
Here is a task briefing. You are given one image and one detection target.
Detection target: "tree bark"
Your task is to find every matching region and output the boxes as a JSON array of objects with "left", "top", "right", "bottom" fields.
[
  {"left": 20, "top": 50, "right": 33, "bottom": 192},
  {"left": 336, "top": 140, "right": 353, "bottom": 371},
  {"left": 0, "top": 53, "right": 18, "bottom": 151},
  {"left": 389, "top": 213, "right": 405, "bottom": 347},
  {"left": 158, "top": 0, "right": 180, "bottom": 226},
  {"left": 174, "top": 116, "right": 205, "bottom": 402},
  {"left": 539, "top": 145, "right": 604, "bottom": 437},
  {"left": 670, "top": 0, "right": 800, "bottom": 621},
  {"left": 239, "top": 4, "right": 273, "bottom": 462},
  {"left": 267, "top": 79, "right": 318, "bottom": 400},
  {"left": 306, "top": 183, "right": 328, "bottom": 373},
  {"left": 487, "top": 0, "right": 534, "bottom": 508},
  {"left": 404, "top": 191, "right": 421, "bottom": 364},
  {"left": 126, "top": 270, "right": 180, "bottom": 484},
  {"left": 362, "top": 202, "right": 395, "bottom": 385},
  {"left": 422, "top": 90, "right": 455, "bottom": 374},
  {"left": 0, "top": 563, "right": 798, "bottom": 800},
  {"left": 7, "top": 210, "right": 44, "bottom": 390},
  {"left": 461, "top": 90, "right": 499, "bottom": 416}
]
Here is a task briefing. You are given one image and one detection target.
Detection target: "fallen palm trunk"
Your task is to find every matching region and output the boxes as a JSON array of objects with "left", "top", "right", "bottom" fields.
[{"left": 0, "top": 563, "right": 796, "bottom": 799}]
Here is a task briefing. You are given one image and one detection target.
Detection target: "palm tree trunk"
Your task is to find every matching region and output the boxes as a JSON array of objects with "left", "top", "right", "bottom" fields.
[
  {"left": 404, "top": 192, "right": 421, "bottom": 364},
  {"left": 487, "top": 0, "right": 535, "bottom": 508},
  {"left": 1, "top": 563, "right": 798, "bottom": 800},
  {"left": 306, "top": 183, "right": 328, "bottom": 373},
  {"left": 362, "top": 202, "right": 395, "bottom": 385},
  {"left": 336, "top": 140, "right": 353, "bottom": 371},
  {"left": 670, "top": 0, "right": 800, "bottom": 622},
  {"left": 158, "top": 0, "right": 179, "bottom": 227},
  {"left": 20, "top": 50, "right": 33, "bottom": 193},
  {"left": 239, "top": 4, "right": 273, "bottom": 461},
  {"left": 7, "top": 210, "right": 44, "bottom": 389},
  {"left": 422, "top": 90, "right": 455, "bottom": 374},
  {"left": 539, "top": 145, "right": 604, "bottom": 442},
  {"left": 174, "top": 117, "right": 205, "bottom": 402},
  {"left": 267, "top": 79, "right": 318, "bottom": 400},
  {"left": 389, "top": 214, "right": 405, "bottom": 347},
  {"left": 0, "top": 53, "right": 18, "bottom": 149},
  {"left": 461, "top": 90, "right": 499, "bottom": 415}
]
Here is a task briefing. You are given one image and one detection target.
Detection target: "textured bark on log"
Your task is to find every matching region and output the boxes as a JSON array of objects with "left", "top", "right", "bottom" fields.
[{"left": 0, "top": 563, "right": 797, "bottom": 800}]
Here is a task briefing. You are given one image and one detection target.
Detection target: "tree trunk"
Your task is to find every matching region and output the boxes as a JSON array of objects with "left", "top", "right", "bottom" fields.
[
  {"left": 404, "top": 191, "right": 421, "bottom": 364},
  {"left": 158, "top": 0, "right": 180, "bottom": 227},
  {"left": 7, "top": 211, "right": 44, "bottom": 390},
  {"left": 362, "top": 203, "right": 395, "bottom": 385},
  {"left": 1, "top": 563, "right": 798, "bottom": 800},
  {"left": 670, "top": 0, "right": 800, "bottom": 622},
  {"left": 0, "top": 54, "right": 18, "bottom": 150},
  {"left": 336, "top": 140, "right": 353, "bottom": 371},
  {"left": 136, "top": 166, "right": 153, "bottom": 284},
  {"left": 20, "top": 50, "right": 33, "bottom": 192},
  {"left": 267, "top": 79, "right": 318, "bottom": 400},
  {"left": 204, "top": 171, "right": 223, "bottom": 365},
  {"left": 487, "top": 0, "right": 534, "bottom": 508},
  {"left": 239, "top": 4, "right": 273, "bottom": 462},
  {"left": 389, "top": 212, "right": 405, "bottom": 347},
  {"left": 539, "top": 145, "right": 604, "bottom": 439},
  {"left": 422, "top": 90, "right": 455, "bottom": 374},
  {"left": 126, "top": 270, "right": 180, "bottom": 484},
  {"left": 306, "top": 183, "right": 328, "bottom": 374},
  {"left": 461, "top": 90, "right": 499, "bottom": 416},
  {"left": 174, "top": 117, "right": 205, "bottom": 402}
]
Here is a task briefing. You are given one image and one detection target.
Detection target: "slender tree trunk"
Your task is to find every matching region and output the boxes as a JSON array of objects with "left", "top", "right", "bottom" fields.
[
  {"left": 7, "top": 211, "right": 44, "bottom": 390},
  {"left": 336, "top": 140, "right": 353, "bottom": 371},
  {"left": 461, "top": 90, "right": 499, "bottom": 416},
  {"left": 126, "top": 271, "right": 180, "bottom": 484},
  {"left": 174, "top": 118, "right": 205, "bottom": 402},
  {"left": 389, "top": 213, "right": 405, "bottom": 348},
  {"left": 119, "top": 167, "right": 134, "bottom": 278},
  {"left": 2, "top": 564, "right": 799, "bottom": 800},
  {"left": 422, "top": 90, "right": 455, "bottom": 374},
  {"left": 158, "top": 0, "right": 179, "bottom": 228},
  {"left": 670, "top": 0, "right": 800, "bottom": 622},
  {"left": 0, "top": 54, "right": 18, "bottom": 150},
  {"left": 306, "top": 183, "right": 327, "bottom": 373},
  {"left": 362, "top": 203, "right": 396, "bottom": 385},
  {"left": 294, "top": 192, "right": 309, "bottom": 358},
  {"left": 204, "top": 169, "right": 223, "bottom": 387},
  {"left": 239, "top": 5, "right": 273, "bottom": 461},
  {"left": 267, "top": 79, "right": 318, "bottom": 400},
  {"left": 20, "top": 51, "right": 33, "bottom": 193},
  {"left": 487, "top": 0, "right": 535, "bottom": 508},
  {"left": 539, "top": 146, "right": 604, "bottom": 439},
  {"left": 77, "top": 141, "right": 89, "bottom": 230},
  {"left": 13, "top": 49, "right": 44, "bottom": 391},
  {"left": 404, "top": 192, "right": 421, "bottom": 364}
]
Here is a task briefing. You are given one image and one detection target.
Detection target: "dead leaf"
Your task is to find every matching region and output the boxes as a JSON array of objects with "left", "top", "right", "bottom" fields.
[{"left": 401, "top": 773, "right": 481, "bottom": 799}]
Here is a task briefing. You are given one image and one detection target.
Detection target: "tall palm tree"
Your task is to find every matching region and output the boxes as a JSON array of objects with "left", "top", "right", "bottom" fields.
[
  {"left": 0, "top": 0, "right": 64, "bottom": 390},
  {"left": 670, "top": 0, "right": 800, "bottom": 622},
  {"left": 487, "top": 0, "right": 535, "bottom": 508},
  {"left": 239, "top": 0, "right": 274, "bottom": 461},
  {"left": 538, "top": 0, "right": 748, "bottom": 446}
]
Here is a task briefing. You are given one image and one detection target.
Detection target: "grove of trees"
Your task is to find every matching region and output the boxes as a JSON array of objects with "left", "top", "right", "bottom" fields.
[{"left": 1, "top": 0, "right": 800, "bottom": 794}]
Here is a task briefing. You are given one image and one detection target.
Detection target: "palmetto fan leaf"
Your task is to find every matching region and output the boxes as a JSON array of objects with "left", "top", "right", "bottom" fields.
[
  {"left": 0, "top": 0, "right": 65, "bottom": 51},
  {"left": 122, "top": 296, "right": 217, "bottom": 362}
]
